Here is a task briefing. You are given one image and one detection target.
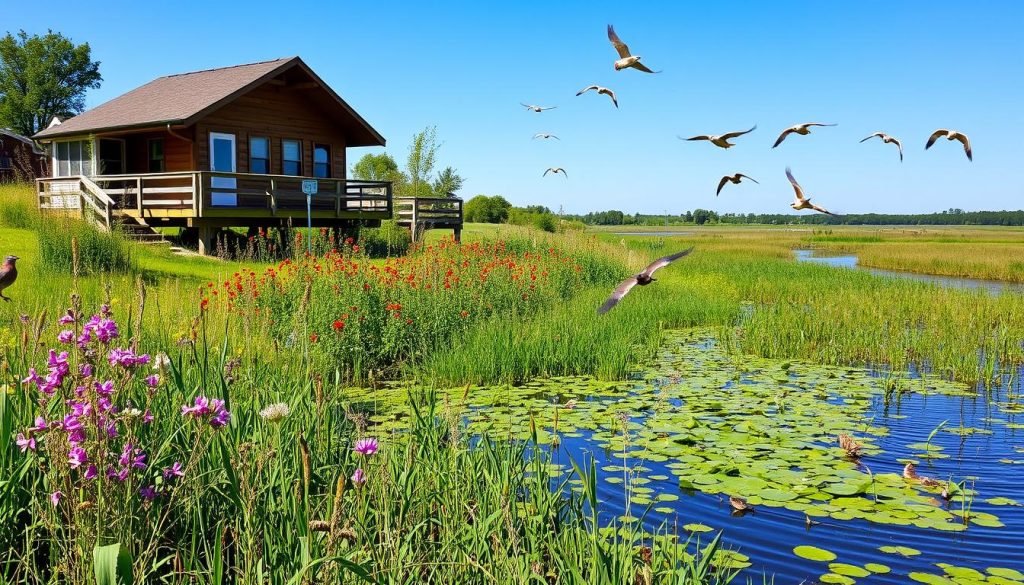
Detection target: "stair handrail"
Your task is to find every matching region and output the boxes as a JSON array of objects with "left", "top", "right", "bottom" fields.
[{"left": 79, "top": 175, "right": 116, "bottom": 230}]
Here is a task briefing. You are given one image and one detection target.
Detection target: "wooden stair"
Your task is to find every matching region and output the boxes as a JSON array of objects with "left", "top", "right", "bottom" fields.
[{"left": 113, "top": 215, "right": 168, "bottom": 244}]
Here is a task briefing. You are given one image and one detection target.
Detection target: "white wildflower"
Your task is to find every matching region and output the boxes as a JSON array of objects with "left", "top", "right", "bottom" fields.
[
  {"left": 259, "top": 402, "right": 291, "bottom": 423},
  {"left": 152, "top": 353, "right": 171, "bottom": 370}
]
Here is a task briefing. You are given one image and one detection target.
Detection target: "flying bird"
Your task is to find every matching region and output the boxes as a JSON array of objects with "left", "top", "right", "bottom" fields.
[
  {"left": 681, "top": 125, "right": 757, "bottom": 149},
  {"left": 543, "top": 167, "right": 568, "bottom": 178},
  {"left": 786, "top": 167, "right": 837, "bottom": 216},
  {"left": 925, "top": 129, "right": 972, "bottom": 161},
  {"left": 860, "top": 132, "right": 904, "bottom": 161},
  {"left": 716, "top": 173, "right": 759, "bottom": 196},
  {"left": 533, "top": 133, "right": 560, "bottom": 140},
  {"left": 576, "top": 85, "right": 618, "bottom": 108},
  {"left": 0, "top": 255, "right": 19, "bottom": 302},
  {"left": 772, "top": 123, "right": 837, "bottom": 148},
  {"left": 598, "top": 248, "right": 694, "bottom": 314},
  {"left": 521, "top": 103, "right": 557, "bottom": 113},
  {"left": 607, "top": 25, "right": 660, "bottom": 73}
]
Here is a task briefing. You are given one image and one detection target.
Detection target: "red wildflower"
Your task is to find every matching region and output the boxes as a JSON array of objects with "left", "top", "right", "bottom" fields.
[
  {"left": 332, "top": 320, "right": 345, "bottom": 331},
  {"left": 310, "top": 333, "right": 318, "bottom": 343},
  {"left": 460, "top": 310, "right": 469, "bottom": 318}
]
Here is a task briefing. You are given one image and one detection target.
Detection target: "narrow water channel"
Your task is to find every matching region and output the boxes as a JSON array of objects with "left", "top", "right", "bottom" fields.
[{"left": 793, "top": 249, "right": 1024, "bottom": 295}]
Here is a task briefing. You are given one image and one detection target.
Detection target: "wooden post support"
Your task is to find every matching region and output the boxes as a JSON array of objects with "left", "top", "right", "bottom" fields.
[
  {"left": 335, "top": 180, "right": 343, "bottom": 217},
  {"left": 269, "top": 178, "right": 277, "bottom": 216},
  {"left": 136, "top": 177, "right": 144, "bottom": 216},
  {"left": 454, "top": 227, "right": 462, "bottom": 243},
  {"left": 197, "top": 226, "right": 216, "bottom": 256},
  {"left": 410, "top": 200, "right": 419, "bottom": 243}
]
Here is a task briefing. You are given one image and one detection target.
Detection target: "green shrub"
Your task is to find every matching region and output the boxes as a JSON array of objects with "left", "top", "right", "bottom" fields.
[
  {"left": 359, "top": 219, "right": 411, "bottom": 258},
  {"left": 37, "top": 217, "right": 133, "bottom": 275}
]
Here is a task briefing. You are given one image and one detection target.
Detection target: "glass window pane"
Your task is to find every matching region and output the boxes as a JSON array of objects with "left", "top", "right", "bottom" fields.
[
  {"left": 283, "top": 140, "right": 300, "bottom": 162},
  {"left": 212, "top": 137, "right": 234, "bottom": 172},
  {"left": 57, "top": 142, "right": 70, "bottom": 176},
  {"left": 314, "top": 145, "right": 329, "bottom": 164},
  {"left": 283, "top": 161, "right": 300, "bottom": 176},
  {"left": 314, "top": 163, "right": 328, "bottom": 179},
  {"left": 251, "top": 159, "right": 268, "bottom": 174},
  {"left": 250, "top": 137, "right": 268, "bottom": 159}
]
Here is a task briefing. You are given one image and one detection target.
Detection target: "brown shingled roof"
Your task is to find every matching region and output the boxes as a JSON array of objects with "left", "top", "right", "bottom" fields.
[{"left": 33, "top": 57, "right": 385, "bottom": 146}]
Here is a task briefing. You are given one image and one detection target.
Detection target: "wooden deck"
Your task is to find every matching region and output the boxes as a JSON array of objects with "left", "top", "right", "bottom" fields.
[
  {"left": 37, "top": 172, "right": 393, "bottom": 253},
  {"left": 395, "top": 196, "right": 463, "bottom": 242}
]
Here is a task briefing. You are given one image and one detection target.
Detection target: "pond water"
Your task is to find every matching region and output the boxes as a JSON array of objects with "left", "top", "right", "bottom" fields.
[
  {"left": 794, "top": 249, "right": 1024, "bottom": 295},
  {"left": 353, "top": 330, "right": 1024, "bottom": 583}
]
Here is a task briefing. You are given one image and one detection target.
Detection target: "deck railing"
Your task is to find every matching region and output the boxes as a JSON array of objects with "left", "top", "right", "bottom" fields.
[
  {"left": 394, "top": 196, "right": 463, "bottom": 242},
  {"left": 37, "top": 172, "right": 392, "bottom": 227}
]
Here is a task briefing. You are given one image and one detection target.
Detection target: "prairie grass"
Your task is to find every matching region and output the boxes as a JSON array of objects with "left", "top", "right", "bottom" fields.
[{"left": 0, "top": 305, "right": 736, "bottom": 583}]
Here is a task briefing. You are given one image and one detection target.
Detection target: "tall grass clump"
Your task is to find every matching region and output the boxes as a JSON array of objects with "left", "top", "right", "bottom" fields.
[
  {"left": 0, "top": 182, "right": 40, "bottom": 229},
  {"left": 2, "top": 298, "right": 739, "bottom": 583},
  {"left": 36, "top": 216, "right": 133, "bottom": 275},
  {"left": 359, "top": 219, "right": 411, "bottom": 258}
]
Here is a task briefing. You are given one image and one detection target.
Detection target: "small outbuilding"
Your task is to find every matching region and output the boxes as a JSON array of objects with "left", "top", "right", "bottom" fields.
[
  {"left": 33, "top": 57, "right": 392, "bottom": 253},
  {"left": 0, "top": 128, "right": 48, "bottom": 181}
]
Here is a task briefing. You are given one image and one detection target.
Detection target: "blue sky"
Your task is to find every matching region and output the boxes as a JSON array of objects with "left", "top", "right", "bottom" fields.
[{"left": 7, "top": 1, "right": 1023, "bottom": 214}]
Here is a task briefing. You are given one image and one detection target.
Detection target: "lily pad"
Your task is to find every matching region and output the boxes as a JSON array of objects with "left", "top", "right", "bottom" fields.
[
  {"left": 879, "top": 545, "right": 921, "bottom": 557},
  {"left": 793, "top": 545, "right": 837, "bottom": 562}
]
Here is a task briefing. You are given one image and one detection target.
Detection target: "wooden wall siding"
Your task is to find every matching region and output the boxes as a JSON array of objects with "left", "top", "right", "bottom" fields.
[
  {"left": 124, "top": 131, "right": 193, "bottom": 174},
  {"left": 194, "top": 82, "right": 348, "bottom": 179}
]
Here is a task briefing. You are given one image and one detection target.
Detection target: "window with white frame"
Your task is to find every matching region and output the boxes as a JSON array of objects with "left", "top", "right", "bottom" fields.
[{"left": 54, "top": 140, "right": 94, "bottom": 177}]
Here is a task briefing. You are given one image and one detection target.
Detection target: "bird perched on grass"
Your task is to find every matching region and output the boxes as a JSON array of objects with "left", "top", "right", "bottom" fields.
[
  {"left": 786, "top": 167, "right": 837, "bottom": 216},
  {"left": 598, "top": 248, "right": 694, "bottom": 314},
  {"left": 543, "top": 167, "right": 568, "bottom": 178},
  {"left": 576, "top": 85, "right": 618, "bottom": 108},
  {"left": 860, "top": 132, "right": 904, "bottom": 161},
  {"left": 521, "top": 103, "right": 557, "bottom": 113},
  {"left": 607, "top": 25, "right": 661, "bottom": 73},
  {"left": 0, "top": 255, "right": 19, "bottom": 302},
  {"left": 717, "top": 173, "right": 758, "bottom": 196},
  {"left": 925, "top": 129, "right": 972, "bottom": 161},
  {"left": 772, "top": 122, "right": 837, "bottom": 148},
  {"left": 681, "top": 125, "right": 757, "bottom": 149}
]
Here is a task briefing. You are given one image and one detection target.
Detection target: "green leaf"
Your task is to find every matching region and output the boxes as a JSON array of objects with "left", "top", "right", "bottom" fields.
[
  {"left": 793, "top": 545, "right": 837, "bottom": 562},
  {"left": 93, "top": 542, "right": 134, "bottom": 585}
]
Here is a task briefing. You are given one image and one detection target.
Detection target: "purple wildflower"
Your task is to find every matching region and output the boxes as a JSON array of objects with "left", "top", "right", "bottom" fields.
[
  {"left": 84, "top": 315, "right": 118, "bottom": 343},
  {"left": 68, "top": 446, "right": 88, "bottom": 468},
  {"left": 15, "top": 433, "right": 36, "bottom": 452},
  {"left": 28, "top": 416, "right": 47, "bottom": 432},
  {"left": 19, "top": 313, "right": 30, "bottom": 324},
  {"left": 83, "top": 464, "right": 98, "bottom": 480},
  {"left": 58, "top": 311, "right": 76, "bottom": 325},
  {"left": 21, "top": 368, "right": 40, "bottom": 386},
  {"left": 57, "top": 329, "right": 75, "bottom": 344},
  {"left": 79, "top": 363, "right": 93, "bottom": 378},
  {"left": 351, "top": 468, "right": 366, "bottom": 487},
  {"left": 181, "top": 396, "right": 211, "bottom": 417},
  {"left": 143, "top": 409, "right": 153, "bottom": 424},
  {"left": 139, "top": 485, "right": 158, "bottom": 501},
  {"left": 163, "top": 461, "right": 184, "bottom": 480},
  {"left": 94, "top": 380, "right": 115, "bottom": 396},
  {"left": 353, "top": 437, "right": 379, "bottom": 456},
  {"left": 144, "top": 374, "right": 159, "bottom": 388},
  {"left": 50, "top": 491, "right": 62, "bottom": 506}
]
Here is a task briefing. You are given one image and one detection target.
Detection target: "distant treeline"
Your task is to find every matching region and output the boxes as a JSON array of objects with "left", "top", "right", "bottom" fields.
[{"left": 567, "top": 208, "right": 1024, "bottom": 227}]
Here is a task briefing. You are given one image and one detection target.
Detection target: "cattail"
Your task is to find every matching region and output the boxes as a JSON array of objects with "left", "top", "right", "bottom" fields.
[
  {"left": 33, "top": 310, "right": 47, "bottom": 349},
  {"left": 298, "top": 432, "right": 311, "bottom": 501},
  {"left": 329, "top": 472, "right": 346, "bottom": 535}
]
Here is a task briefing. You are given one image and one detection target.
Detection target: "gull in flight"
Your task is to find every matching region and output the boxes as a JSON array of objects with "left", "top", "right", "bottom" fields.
[
  {"left": 786, "top": 167, "right": 837, "bottom": 216},
  {"left": 521, "top": 103, "right": 557, "bottom": 113},
  {"left": 925, "top": 129, "right": 972, "bottom": 161},
  {"left": 607, "top": 25, "right": 660, "bottom": 73},
  {"left": 598, "top": 248, "right": 694, "bottom": 314},
  {"left": 860, "top": 132, "right": 904, "bottom": 161},
  {"left": 576, "top": 85, "right": 618, "bottom": 108},
  {"left": 681, "top": 125, "right": 757, "bottom": 149},
  {"left": 716, "top": 173, "right": 759, "bottom": 196},
  {"left": 543, "top": 167, "right": 568, "bottom": 178},
  {"left": 772, "top": 123, "right": 837, "bottom": 148},
  {"left": 533, "top": 133, "right": 560, "bottom": 140}
]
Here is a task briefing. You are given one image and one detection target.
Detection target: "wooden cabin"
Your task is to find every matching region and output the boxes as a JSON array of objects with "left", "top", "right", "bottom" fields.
[
  {"left": 33, "top": 57, "right": 391, "bottom": 253},
  {"left": 0, "top": 128, "right": 47, "bottom": 181}
]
